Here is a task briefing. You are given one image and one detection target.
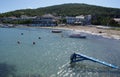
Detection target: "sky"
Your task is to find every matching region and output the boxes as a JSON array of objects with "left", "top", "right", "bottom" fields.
[{"left": 0, "top": 0, "right": 120, "bottom": 13}]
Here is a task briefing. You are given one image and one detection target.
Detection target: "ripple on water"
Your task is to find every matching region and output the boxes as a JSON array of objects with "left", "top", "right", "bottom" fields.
[
  {"left": 56, "top": 62, "right": 120, "bottom": 77},
  {"left": 0, "top": 28, "right": 120, "bottom": 77}
]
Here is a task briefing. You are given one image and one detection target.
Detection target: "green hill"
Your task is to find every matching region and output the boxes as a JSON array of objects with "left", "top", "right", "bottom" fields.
[
  {"left": 0, "top": 3, "right": 120, "bottom": 17},
  {"left": 0, "top": 3, "right": 120, "bottom": 26}
]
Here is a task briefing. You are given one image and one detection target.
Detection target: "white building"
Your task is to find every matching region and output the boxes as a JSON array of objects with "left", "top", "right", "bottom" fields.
[
  {"left": 32, "top": 14, "right": 57, "bottom": 26},
  {"left": 85, "top": 15, "right": 92, "bottom": 25},
  {"left": 66, "top": 17, "right": 76, "bottom": 24},
  {"left": 75, "top": 15, "right": 85, "bottom": 25},
  {"left": 21, "top": 15, "right": 36, "bottom": 19},
  {"left": 66, "top": 15, "right": 92, "bottom": 25}
]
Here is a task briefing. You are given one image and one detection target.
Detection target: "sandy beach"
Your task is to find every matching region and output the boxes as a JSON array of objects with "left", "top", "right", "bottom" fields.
[
  {"left": 52, "top": 25, "right": 120, "bottom": 40},
  {"left": 15, "top": 25, "right": 120, "bottom": 40}
]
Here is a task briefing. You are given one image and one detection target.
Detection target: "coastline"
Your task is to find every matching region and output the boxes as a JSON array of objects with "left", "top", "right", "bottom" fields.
[
  {"left": 15, "top": 25, "right": 120, "bottom": 40},
  {"left": 50, "top": 25, "right": 120, "bottom": 40}
]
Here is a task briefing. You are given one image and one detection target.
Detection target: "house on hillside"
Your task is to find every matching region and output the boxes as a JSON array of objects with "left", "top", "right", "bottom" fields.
[
  {"left": 66, "top": 15, "right": 92, "bottom": 25},
  {"left": 66, "top": 17, "right": 76, "bottom": 24},
  {"left": 1, "top": 16, "right": 17, "bottom": 21},
  {"left": 1, "top": 15, "right": 34, "bottom": 22},
  {"left": 74, "top": 15, "right": 85, "bottom": 25},
  {"left": 20, "top": 15, "right": 36, "bottom": 20},
  {"left": 32, "top": 14, "right": 57, "bottom": 26}
]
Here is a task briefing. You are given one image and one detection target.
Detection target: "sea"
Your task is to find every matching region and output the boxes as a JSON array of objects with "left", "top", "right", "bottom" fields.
[{"left": 0, "top": 27, "right": 120, "bottom": 77}]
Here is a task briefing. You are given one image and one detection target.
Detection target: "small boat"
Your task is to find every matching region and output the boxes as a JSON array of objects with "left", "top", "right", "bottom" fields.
[
  {"left": 96, "top": 26, "right": 111, "bottom": 29},
  {"left": 52, "top": 30, "right": 62, "bottom": 33},
  {"left": 70, "top": 53, "right": 119, "bottom": 69},
  {"left": 69, "top": 34, "right": 86, "bottom": 38}
]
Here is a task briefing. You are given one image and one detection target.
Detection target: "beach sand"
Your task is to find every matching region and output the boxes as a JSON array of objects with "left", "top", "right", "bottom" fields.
[{"left": 52, "top": 25, "right": 120, "bottom": 40}]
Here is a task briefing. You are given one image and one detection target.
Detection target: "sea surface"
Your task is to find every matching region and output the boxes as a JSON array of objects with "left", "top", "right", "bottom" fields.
[{"left": 0, "top": 27, "right": 120, "bottom": 77}]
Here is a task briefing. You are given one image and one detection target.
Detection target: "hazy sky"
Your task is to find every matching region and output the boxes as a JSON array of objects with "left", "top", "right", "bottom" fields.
[{"left": 0, "top": 0, "right": 120, "bottom": 13}]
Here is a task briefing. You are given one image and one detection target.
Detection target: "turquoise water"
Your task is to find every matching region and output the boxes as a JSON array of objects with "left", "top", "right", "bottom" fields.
[{"left": 0, "top": 27, "right": 120, "bottom": 77}]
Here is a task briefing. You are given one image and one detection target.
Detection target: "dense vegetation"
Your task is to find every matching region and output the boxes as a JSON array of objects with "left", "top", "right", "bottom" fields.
[{"left": 0, "top": 3, "right": 120, "bottom": 26}]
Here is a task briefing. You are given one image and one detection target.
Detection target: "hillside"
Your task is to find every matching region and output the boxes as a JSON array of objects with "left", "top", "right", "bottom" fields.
[{"left": 0, "top": 3, "right": 120, "bottom": 17}]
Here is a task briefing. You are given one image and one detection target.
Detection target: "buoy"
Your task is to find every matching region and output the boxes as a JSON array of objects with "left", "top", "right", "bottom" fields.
[
  {"left": 21, "top": 33, "right": 23, "bottom": 35},
  {"left": 17, "top": 41, "right": 20, "bottom": 44},
  {"left": 33, "top": 42, "right": 35, "bottom": 45},
  {"left": 38, "top": 37, "right": 41, "bottom": 39}
]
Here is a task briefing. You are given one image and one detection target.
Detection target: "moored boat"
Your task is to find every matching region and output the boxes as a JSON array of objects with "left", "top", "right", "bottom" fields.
[
  {"left": 52, "top": 30, "right": 62, "bottom": 33},
  {"left": 69, "top": 34, "right": 86, "bottom": 38}
]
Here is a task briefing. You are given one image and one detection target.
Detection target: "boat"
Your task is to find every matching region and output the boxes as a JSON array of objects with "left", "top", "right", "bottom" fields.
[
  {"left": 52, "top": 30, "right": 62, "bottom": 33},
  {"left": 96, "top": 26, "right": 111, "bottom": 29},
  {"left": 69, "top": 34, "right": 86, "bottom": 38},
  {"left": 70, "top": 53, "right": 119, "bottom": 69}
]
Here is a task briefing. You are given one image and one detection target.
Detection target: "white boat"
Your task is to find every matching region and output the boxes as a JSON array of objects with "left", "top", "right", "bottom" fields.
[{"left": 96, "top": 26, "right": 111, "bottom": 29}]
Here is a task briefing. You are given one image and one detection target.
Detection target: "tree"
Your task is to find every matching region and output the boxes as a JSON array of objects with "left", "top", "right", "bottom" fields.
[
  {"left": 109, "top": 19, "right": 119, "bottom": 27},
  {"left": 59, "top": 18, "right": 66, "bottom": 24}
]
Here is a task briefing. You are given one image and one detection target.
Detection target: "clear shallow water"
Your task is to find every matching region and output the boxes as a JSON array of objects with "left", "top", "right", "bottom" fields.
[{"left": 0, "top": 27, "right": 120, "bottom": 77}]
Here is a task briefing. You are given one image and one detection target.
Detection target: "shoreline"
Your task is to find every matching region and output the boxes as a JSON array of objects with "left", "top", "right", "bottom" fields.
[
  {"left": 14, "top": 25, "right": 120, "bottom": 40},
  {"left": 49, "top": 26, "right": 120, "bottom": 40}
]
